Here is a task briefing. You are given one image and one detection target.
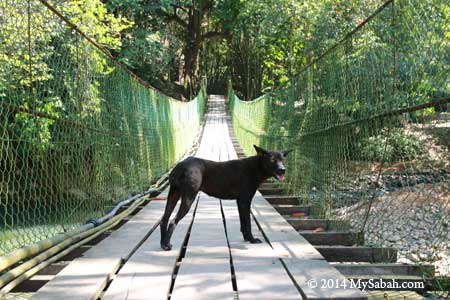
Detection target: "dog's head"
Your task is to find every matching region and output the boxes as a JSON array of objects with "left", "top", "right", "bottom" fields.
[{"left": 254, "top": 145, "right": 293, "bottom": 182}]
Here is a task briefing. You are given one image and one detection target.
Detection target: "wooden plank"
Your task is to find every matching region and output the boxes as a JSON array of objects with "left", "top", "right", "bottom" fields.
[
  {"left": 30, "top": 257, "right": 122, "bottom": 300},
  {"left": 288, "top": 219, "right": 351, "bottom": 231},
  {"left": 315, "top": 246, "right": 398, "bottom": 263},
  {"left": 274, "top": 205, "right": 310, "bottom": 216},
  {"left": 233, "top": 260, "right": 303, "bottom": 300},
  {"left": 251, "top": 195, "right": 324, "bottom": 260},
  {"left": 102, "top": 199, "right": 195, "bottom": 300},
  {"left": 283, "top": 259, "right": 368, "bottom": 300},
  {"left": 171, "top": 195, "right": 233, "bottom": 300},
  {"left": 333, "top": 263, "right": 435, "bottom": 276},
  {"left": 258, "top": 187, "right": 287, "bottom": 195},
  {"left": 221, "top": 200, "right": 303, "bottom": 300},
  {"left": 264, "top": 196, "right": 300, "bottom": 205},
  {"left": 299, "top": 232, "right": 364, "bottom": 246},
  {"left": 259, "top": 183, "right": 283, "bottom": 189},
  {"left": 251, "top": 194, "right": 367, "bottom": 300},
  {"left": 222, "top": 118, "right": 238, "bottom": 160},
  {"left": 30, "top": 198, "right": 167, "bottom": 300},
  {"left": 286, "top": 219, "right": 329, "bottom": 230},
  {"left": 170, "top": 257, "right": 233, "bottom": 300},
  {"left": 84, "top": 200, "right": 167, "bottom": 260}
]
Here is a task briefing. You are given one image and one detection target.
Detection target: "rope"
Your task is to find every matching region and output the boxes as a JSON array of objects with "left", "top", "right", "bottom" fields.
[
  {"left": 229, "top": 0, "right": 450, "bottom": 282},
  {"left": 0, "top": 0, "right": 206, "bottom": 257}
]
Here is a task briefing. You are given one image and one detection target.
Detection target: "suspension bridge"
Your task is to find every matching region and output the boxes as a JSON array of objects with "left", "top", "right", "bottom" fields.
[{"left": 0, "top": 0, "right": 449, "bottom": 299}]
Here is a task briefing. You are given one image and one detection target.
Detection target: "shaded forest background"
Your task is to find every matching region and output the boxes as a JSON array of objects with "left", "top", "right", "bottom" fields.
[
  {"left": 98, "top": 0, "right": 386, "bottom": 100},
  {"left": 3, "top": 0, "right": 447, "bottom": 101}
]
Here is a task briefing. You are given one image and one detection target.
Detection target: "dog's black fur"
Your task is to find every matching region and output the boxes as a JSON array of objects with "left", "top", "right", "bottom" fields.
[{"left": 160, "top": 145, "right": 292, "bottom": 251}]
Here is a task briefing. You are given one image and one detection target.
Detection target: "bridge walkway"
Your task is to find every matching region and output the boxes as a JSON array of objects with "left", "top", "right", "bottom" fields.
[{"left": 29, "top": 96, "right": 366, "bottom": 300}]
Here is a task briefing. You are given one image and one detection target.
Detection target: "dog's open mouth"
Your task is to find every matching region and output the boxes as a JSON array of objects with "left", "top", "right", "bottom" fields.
[{"left": 274, "top": 170, "right": 286, "bottom": 182}]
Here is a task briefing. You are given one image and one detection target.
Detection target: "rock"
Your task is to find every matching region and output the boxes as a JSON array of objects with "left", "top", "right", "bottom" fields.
[
  {"left": 397, "top": 257, "right": 410, "bottom": 264},
  {"left": 387, "top": 235, "right": 400, "bottom": 242},
  {"left": 419, "top": 252, "right": 430, "bottom": 260},
  {"left": 407, "top": 252, "right": 420, "bottom": 262}
]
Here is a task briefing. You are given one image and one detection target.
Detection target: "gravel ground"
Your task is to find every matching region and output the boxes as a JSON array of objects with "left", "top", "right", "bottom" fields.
[{"left": 334, "top": 182, "right": 450, "bottom": 276}]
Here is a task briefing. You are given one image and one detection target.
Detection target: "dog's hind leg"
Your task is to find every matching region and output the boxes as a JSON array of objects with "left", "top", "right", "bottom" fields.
[
  {"left": 160, "top": 186, "right": 181, "bottom": 251},
  {"left": 163, "top": 191, "right": 197, "bottom": 250}
]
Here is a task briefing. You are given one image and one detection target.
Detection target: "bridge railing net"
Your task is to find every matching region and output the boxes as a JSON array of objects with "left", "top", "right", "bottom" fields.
[
  {"left": 0, "top": 0, "right": 206, "bottom": 255},
  {"left": 230, "top": 0, "right": 449, "bottom": 278}
]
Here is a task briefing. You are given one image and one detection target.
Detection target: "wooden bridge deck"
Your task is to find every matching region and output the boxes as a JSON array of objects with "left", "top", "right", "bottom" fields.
[{"left": 28, "top": 96, "right": 367, "bottom": 300}]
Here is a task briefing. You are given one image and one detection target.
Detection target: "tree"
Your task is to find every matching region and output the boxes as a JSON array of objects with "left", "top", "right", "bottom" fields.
[{"left": 107, "top": 0, "right": 237, "bottom": 99}]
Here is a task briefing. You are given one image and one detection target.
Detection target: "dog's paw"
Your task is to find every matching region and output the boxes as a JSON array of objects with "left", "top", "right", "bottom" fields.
[
  {"left": 161, "top": 243, "right": 172, "bottom": 251},
  {"left": 250, "top": 237, "right": 262, "bottom": 244},
  {"left": 244, "top": 235, "right": 262, "bottom": 244}
]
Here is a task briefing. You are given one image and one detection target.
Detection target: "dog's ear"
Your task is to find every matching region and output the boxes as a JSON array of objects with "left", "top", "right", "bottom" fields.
[
  {"left": 282, "top": 149, "right": 293, "bottom": 157},
  {"left": 254, "top": 145, "right": 269, "bottom": 156}
]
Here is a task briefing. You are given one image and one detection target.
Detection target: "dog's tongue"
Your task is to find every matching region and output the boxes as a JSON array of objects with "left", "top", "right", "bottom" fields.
[{"left": 276, "top": 174, "right": 285, "bottom": 182}]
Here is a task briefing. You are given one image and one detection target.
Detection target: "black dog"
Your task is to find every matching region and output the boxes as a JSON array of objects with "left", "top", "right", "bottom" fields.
[{"left": 160, "top": 145, "right": 292, "bottom": 250}]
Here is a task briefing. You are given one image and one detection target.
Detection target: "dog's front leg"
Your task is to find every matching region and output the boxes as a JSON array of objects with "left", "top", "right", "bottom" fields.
[
  {"left": 160, "top": 187, "right": 181, "bottom": 251},
  {"left": 236, "top": 197, "right": 262, "bottom": 244}
]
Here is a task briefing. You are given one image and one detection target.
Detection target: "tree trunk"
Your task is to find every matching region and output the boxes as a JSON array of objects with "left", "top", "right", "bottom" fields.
[{"left": 182, "top": 7, "right": 203, "bottom": 99}]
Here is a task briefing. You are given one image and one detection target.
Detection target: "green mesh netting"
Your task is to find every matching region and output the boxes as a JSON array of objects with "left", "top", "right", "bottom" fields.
[
  {"left": 0, "top": 0, "right": 206, "bottom": 255},
  {"left": 230, "top": 0, "right": 449, "bottom": 278}
]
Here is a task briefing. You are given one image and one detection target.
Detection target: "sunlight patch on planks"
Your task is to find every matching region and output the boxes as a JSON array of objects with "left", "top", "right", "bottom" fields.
[
  {"left": 102, "top": 198, "right": 197, "bottom": 300},
  {"left": 251, "top": 193, "right": 368, "bottom": 300},
  {"left": 170, "top": 195, "right": 233, "bottom": 300},
  {"left": 222, "top": 200, "right": 302, "bottom": 300},
  {"left": 29, "top": 197, "right": 167, "bottom": 300},
  {"left": 169, "top": 96, "right": 237, "bottom": 300},
  {"left": 252, "top": 193, "right": 324, "bottom": 260}
]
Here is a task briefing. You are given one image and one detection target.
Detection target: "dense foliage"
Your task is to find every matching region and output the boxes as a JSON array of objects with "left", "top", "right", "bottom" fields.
[
  {"left": 102, "top": 0, "right": 386, "bottom": 99},
  {"left": 0, "top": 0, "right": 212, "bottom": 256},
  {"left": 4, "top": 0, "right": 446, "bottom": 102}
]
